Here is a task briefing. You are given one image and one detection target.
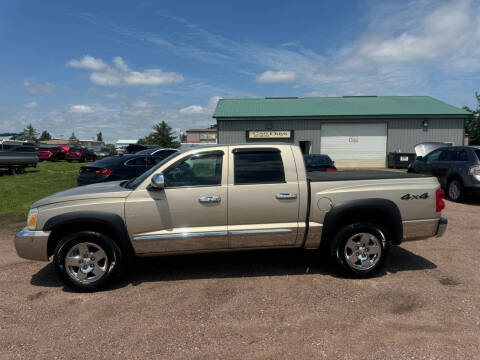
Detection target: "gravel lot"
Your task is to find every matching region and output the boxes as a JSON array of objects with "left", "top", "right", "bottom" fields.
[{"left": 1, "top": 200, "right": 479, "bottom": 359}]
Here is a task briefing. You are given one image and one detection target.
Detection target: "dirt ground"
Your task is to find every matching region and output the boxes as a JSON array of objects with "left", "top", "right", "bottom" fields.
[{"left": 1, "top": 200, "right": 480, "bottom": 360}]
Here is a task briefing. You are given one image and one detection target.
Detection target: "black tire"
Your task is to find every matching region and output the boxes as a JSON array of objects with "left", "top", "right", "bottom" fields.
[
  {"left": 53, "top": 231, "right": 123, "bottom": 292},
  {"left": 329, "top": 222, "right": 390, "bottom": 278},
  {"left": 8, "top": 167, "right": 16, "bottom": 176},
  {"left": 447, "top": 179, "right": 463, "bottom": 202},
  {"left": 16, "top": 167, "right": 25, "bottom": 174}
]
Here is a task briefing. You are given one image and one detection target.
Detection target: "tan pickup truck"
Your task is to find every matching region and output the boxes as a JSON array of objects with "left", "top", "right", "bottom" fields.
[{"left": 15, "top": 144, "right": 447, "bottom": 291}]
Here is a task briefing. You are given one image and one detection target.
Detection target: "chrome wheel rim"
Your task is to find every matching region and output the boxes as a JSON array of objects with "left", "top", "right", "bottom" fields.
[
  {"left": 449, "top": 181, "right": 460, "bottom": 200},
  {"left": 65, "top": 242, "right": 108, "bottom": 284},
  {"left": 344, "top": 232, "right": 381, "bottom": 271}
]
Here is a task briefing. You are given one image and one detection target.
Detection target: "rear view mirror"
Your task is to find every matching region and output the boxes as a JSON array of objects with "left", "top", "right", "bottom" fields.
[
  {"left": 416, "top": 156, "right": 423, "bottom": 161},
  {"left": 150, "top": 173, "right": 165, "bottom": 190}
]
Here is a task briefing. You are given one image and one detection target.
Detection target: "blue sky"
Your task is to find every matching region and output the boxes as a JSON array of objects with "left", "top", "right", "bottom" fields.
[{"left": 1, "top": 0, "right": 479, "bottom": 142}]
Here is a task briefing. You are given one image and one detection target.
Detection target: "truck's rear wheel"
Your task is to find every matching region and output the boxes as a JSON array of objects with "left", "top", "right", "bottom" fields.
[
  {"left": 53, "top": 231, "right": 123, "bottom": 292},
  {"left": 330, "top": 222, "right": 389, "bottom": 278}
]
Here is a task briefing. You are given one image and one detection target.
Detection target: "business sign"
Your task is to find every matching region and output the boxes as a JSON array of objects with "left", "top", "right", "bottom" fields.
[{"left": 247, "top": 130, "right": 293, "bottom": 140}]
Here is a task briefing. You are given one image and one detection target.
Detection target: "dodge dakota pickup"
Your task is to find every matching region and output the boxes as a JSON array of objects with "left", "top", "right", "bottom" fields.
[{"left": 15, "top": 144, "right": 447, "bottom": 291}]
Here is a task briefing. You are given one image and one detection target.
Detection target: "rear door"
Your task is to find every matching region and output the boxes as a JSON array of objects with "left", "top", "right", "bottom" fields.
[{"left": 227, "top": 146, "right": 300, "bottom": 248}]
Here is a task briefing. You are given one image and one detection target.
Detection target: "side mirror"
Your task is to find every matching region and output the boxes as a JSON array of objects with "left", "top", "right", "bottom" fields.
[
  {"left": 416, "top": 156, "right": 423, "bottom": 162},
  {"left": 150, "top": 173, "right": 165, "bottom": 190}
]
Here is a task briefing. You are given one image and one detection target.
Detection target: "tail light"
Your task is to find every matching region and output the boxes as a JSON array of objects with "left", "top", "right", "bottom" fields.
[
  {"left": 326, "top": 168, "right": 337, "bottom": 172},
  {"left": 436, "top": 188, "right": 445, "bottom": 212},
  {"left": 469, "top": 165, "right": 480, "bottom": 176},
  {"left": 95, "top": 168, "right": 113, "bottom": 176}
]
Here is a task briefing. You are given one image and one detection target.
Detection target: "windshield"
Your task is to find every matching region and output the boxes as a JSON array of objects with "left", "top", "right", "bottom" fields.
[{"left": 124, "top": 152, "right": 180, "bottom": 189}]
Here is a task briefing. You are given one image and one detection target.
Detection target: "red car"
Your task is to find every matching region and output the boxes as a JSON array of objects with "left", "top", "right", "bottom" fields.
[
  {"left": 36, "top": 146, "right": 66, "bottom": 162},
  {"left": 65, "top": 147, "right": 96, "bottom": 162}
]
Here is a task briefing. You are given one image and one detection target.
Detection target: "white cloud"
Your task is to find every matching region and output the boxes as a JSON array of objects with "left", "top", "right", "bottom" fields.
[
  {"left": 69, "top": 105, "right": 94, "bottom": 113},
  {"left": 90, "top": 70, "right": 122, "bottom": 86},
  {"left": 23, "top": 80, "right": 55, "bottom": 95},
  {"left": 207, "top": 96, "right": 222, "bottom": 110},
  {"left": 179, "top": 96, "right": 222, "bottom": 115},
  {"left": 255, "top": 70, "right": 297, "bottom": 83},
  {"left": 68, "top": 55, "right": 107, "bottom": 70},
  {"left": 112, "top": 56, "right": 129, "bottom": 72},
  {"left": 24, "top": 101, "right": 38, "bottom": 109},
  {"left": 124, "top": 69, "right": 184, "bottom": 85},
  {"left": 179, "top": 105, "right": 207, "bottom": 115},
  {"left": 70, "top": 56, "right": 184, "bottom": 87}
]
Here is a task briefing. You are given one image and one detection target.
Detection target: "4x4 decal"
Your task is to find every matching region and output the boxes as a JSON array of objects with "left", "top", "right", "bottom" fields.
[{"left": 401, "top": 193, "right": 429, "bottom": 200}]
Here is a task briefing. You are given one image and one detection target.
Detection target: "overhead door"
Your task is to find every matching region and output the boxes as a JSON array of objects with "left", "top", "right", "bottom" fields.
[{"left": 320, "top": 123, "right": 387, "bottom": 168}]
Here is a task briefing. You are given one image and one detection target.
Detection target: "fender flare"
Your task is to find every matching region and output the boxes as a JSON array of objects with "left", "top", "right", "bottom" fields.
[
  {"left": 321, "top": 198, "right": 403, "bottom": 246},
  {"left": 43, "top": 211, "right": 135, "bottom": 257}
]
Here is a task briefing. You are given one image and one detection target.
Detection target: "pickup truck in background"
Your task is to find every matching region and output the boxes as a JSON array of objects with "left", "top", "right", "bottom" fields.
[
  {"left": 0, "top": 141, "right": 38, "bottom": 175},
  {"left": 15, "top": 144, "right": 447, "bottom": 291}
]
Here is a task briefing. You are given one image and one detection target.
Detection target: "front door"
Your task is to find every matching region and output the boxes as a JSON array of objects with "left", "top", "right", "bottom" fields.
[
  {"left": 126, "top": 148, "right": 228, "bottom": 254},
  {"left": 227, "top": 146, "right": 300, "bottom": 248}
]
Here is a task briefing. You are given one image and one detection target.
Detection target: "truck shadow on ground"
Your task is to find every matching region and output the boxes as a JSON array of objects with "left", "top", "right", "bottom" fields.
[{"left": 31, "top": 245, "right": 436, "bottom": 291}]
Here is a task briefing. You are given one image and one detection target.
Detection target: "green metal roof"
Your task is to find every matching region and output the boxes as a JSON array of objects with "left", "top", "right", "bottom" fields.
[{"left": 213, "top": 96, "right": 471, "bottom": 119}]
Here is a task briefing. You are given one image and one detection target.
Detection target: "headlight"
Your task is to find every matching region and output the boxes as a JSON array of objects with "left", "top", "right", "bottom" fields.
[{"left": 27, "top": 208, "right": 38, "bottom": 230}]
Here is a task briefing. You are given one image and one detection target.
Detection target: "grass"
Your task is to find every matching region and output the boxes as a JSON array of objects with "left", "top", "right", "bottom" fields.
[{"left": 0, "top": 161, "right": 83, "bottom": 221}]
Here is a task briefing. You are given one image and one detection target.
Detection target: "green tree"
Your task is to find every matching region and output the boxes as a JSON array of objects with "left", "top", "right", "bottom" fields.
[
  {"left": 463, "top": 92, "right": 480, "bottom": 145},
  {"left": 68, "top": 132, "right": 79, "bottom": 145},
  {"left": 138, "top": 121, "right": 180, "bottom": 148},
  {"left": 96, "top": 132, "right": 103, "bottom": 142},
  {"left": 23, "top": 123, "right": 38, "bottom": 143},
  {"left": 39, "top": 130, "right": 52, "bottom": 141}
]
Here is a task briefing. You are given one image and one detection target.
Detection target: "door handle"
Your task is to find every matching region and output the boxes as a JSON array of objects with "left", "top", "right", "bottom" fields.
[
  {"left": 199, "top": 196, "right": 221, "bottom": 204},
  {"left": 276, "top": 193, "right": 297, "bottom": 200}
]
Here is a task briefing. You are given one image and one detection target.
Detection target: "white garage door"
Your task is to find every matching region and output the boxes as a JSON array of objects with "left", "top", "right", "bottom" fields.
[{"left": 320, "top": 123, "right": 387, "bottom": 168}]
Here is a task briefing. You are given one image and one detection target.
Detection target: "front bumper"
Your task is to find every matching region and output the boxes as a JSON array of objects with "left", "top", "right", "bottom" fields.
[
  {"left": 14, "top": 227, "right": 50, "bottom": 261},
  {"left": 436, "top": 217, "right": 448, "bottom": 238}
]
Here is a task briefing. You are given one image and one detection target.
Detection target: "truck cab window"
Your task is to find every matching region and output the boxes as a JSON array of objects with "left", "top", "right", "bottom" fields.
[
  {"left": 164, "top": 153, "right": 222, "bottom": 187},
  {"left": 234, "top": 150, "right": 285, "bottom": 184}
]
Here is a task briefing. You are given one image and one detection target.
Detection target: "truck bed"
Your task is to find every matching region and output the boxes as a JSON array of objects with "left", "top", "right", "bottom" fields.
[{"left": 307, "top": 170, "right": 428, "bottom": 182}]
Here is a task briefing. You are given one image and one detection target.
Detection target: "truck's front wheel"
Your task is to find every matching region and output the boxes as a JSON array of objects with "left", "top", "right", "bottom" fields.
[
  {"left": 53, "top": 231, "right": 123, "bottom": 292},
  {"left": 330, "top": 222, "right": 389, "bottom": 278}
]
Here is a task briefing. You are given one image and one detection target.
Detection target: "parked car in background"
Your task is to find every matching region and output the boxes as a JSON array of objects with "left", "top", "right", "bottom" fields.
[
  {"left": 92, "top": 146, "right": 116, "bottom": 159},
  {"left": 77, "top": 154, "right": 169, "bottom": 185},
  {"left": 66, "top": 147, "right": 96, "bottom": 162},
  {"left": 36, "top": 146, "right": 67, "bottom": 162},
  {"left": 408, "top": 145, "right": 480, "bottom": 201},
  {"left": 304, "top": 154, "right": 337, "bottom": 172},
  {"left": 135, "top": 147, "right": 179, "bottom": 158}
]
